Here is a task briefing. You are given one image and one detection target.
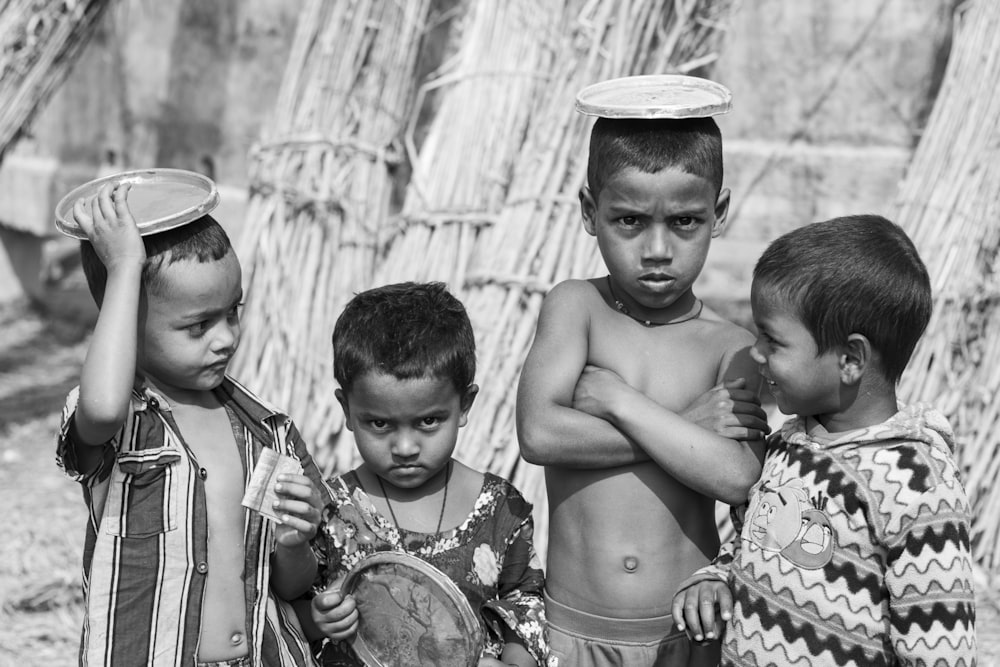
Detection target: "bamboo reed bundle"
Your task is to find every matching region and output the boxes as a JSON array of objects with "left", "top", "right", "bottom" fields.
[
  {"left": 231, "top": 0, "right": 432, "bottom": 471},
  {"left": 457, "top": 0, "right": 733, "bottom": 556},
  {"left": 896, "top": 0, "right": 1000, "bottom": 572},
  {"left": 0, "top": 0, "right": 109, "bottom": 161},
  {"left": 372, "top": 0, "right": 559, "bottom": 291}
]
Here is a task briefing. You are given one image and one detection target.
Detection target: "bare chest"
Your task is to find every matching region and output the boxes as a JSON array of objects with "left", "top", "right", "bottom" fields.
[
  {"left": 169, "top": 406, "right": 246, "bottom": 500},
  {"left": 587, "top": 317, "right": 723, "bottom": 409}
]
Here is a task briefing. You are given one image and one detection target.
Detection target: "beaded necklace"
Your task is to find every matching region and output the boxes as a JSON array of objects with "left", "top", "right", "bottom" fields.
[
  {"left": 606, "top": 275, "right": 703, "bottom": 327},
  {"left": 375, "top": 460, "right": 451, "bottom": 552}
]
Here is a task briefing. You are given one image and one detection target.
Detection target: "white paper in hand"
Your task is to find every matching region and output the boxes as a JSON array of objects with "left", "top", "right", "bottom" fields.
[{"left": 241, "top": 448, "right": 303, "bottom": 522}]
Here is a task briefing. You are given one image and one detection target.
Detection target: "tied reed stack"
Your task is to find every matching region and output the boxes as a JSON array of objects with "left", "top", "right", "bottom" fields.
[
  {"left": 0, "top": 0, "right": 109, "bottom": 161},
  {"left": 231, "top": 0, "right": 432, "bottom": 472},
  {"left": 896, "top": 0, "right": 1000, "bottom": 573}
]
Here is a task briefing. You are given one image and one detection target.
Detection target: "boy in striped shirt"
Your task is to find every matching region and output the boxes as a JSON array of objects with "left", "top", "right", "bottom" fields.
[{"left": 57, "top": 181, "right": 326, "bottom": 666}]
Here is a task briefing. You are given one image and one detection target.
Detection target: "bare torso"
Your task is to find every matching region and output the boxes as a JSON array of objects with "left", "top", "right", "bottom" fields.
[
  {"left": 171, "top": 401, "right": 249, "bottom": 661},
  {"left": 545, "top": 288, "right": 740, "bottom": 618}
]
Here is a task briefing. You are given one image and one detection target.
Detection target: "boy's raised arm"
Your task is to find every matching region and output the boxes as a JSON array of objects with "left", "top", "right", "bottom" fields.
[
  {"left": 73, "top": 183, "right": 145, "bottom": 457},
  {"left": 517, "top": 281, "right": 649, "bottom": 468},
  {"left": 572, "top": 336, "right": 767, "bottom": 504}
]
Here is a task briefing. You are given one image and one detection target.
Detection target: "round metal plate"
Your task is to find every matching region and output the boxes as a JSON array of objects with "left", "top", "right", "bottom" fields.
[
  {"left": 342, "top": 551, "right": 483, "bottom": 667},
  {"left": 54, "top": 168, "right": 220, "bottom": 239},
  {"left": 575, "top": 74, "right": 732, "bottom": 119}
]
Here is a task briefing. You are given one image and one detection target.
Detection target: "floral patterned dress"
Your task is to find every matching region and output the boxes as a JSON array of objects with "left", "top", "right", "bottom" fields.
[{"left": 313, "top": 470, "right": 547, "bottom": 666}]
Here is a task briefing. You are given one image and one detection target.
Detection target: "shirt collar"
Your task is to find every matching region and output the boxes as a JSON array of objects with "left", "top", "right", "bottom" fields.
[{"left": 131, "top": 376, "right": 286, "bottom": 425}]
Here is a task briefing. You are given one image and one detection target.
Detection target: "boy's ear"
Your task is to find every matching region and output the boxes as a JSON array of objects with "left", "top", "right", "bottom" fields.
[
  {"left": 838, "top": 333, "right": 871, "bottom": 385},
  {"left": 335, "top": 388, "right": 354, "bottom": 431},
  {"left": 458, "top": 383, "right": 479, "bottom": 427},
  {"left": 579, "top": 186, "right": 598, "bottom": 236},
  {"left": 712, "top": 187, "right": 731, "bottom": 238}
]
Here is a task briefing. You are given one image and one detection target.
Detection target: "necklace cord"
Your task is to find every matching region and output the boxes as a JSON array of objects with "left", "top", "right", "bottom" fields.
[
  {"left": 376, "top": 459, "right": 451, "bottom": 549},
  {"left": 605, "top": 275, "right": 703, "bottom": 327}
]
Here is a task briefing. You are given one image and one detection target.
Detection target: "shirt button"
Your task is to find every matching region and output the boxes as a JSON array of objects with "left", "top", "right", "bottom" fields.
[
  {"left": 148, "top": 397, "right": 159, "bottom": 409},
  {"left": 230, "top": 632, "right": 244, "bottom": 646},
  {"left": 196, "top": 561, "right": 208, "bottom": 574},
  {"left": 199, "top": 467, "right": 208, "bottom": 480}
]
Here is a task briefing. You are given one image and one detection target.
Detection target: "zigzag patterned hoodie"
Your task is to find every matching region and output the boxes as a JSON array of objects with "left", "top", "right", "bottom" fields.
[{"left": 679, "top": 404, "right": 977, "bottom": 666}]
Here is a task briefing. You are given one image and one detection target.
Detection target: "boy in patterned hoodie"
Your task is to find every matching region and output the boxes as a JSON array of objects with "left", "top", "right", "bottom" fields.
[{"left": 672, "top": 215, "right": 977, "bottom": 666}]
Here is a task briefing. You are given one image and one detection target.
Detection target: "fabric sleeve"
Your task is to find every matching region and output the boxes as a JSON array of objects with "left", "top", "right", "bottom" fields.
[
  {"left": 884, "top": 480, "right": 976, "bottom": 666},
  {"left": 481, "top": 514, "right": 548, "bottom": 665},
  {"left": 56, "top": 386, "right": 118, "bottom": 485}
]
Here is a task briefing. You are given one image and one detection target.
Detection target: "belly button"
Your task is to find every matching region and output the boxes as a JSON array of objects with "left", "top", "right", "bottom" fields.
[
  {"left": 231, "top": 632, "right": 244, "bottom": 646},
  {"left": 623, "top": 556, "right": 639, "bottom": 572}
]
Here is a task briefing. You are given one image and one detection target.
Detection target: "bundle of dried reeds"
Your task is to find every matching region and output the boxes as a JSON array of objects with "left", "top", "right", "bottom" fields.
[
  {"left": 0, "top": 0, "right": 109, "bottom": 160},
  {"left": 896, "top": 0, "right": 1000, "bottom": 572},
  {"left": 231, "top": 0, "right": 432, "bottom": 472}
]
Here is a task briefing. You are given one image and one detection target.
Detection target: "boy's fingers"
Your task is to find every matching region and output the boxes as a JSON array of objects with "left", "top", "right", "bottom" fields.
[
  {"left": 699, "top": 588, "right": 718, "bottom": 639},
  {"left": 97, "top": 183, "right": 117, "bottom": 221},
  {"left": 683, "top": 596, "right": 705, "bottom": 640},
  {"left": 113, "top": 183, "right": 132, "bottom": 217},
  {"left": 73, "top": 198, "right": 94, "bottom": 233}
]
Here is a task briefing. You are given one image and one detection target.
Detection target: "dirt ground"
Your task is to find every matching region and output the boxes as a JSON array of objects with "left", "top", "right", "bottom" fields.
[{"left": 1, "top": 298, "right": 998, "bottom": 666}]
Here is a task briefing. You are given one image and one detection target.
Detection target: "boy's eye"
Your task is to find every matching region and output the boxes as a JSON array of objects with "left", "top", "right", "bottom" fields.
[
  {"left": 227, "top": 302, "right": 243, "bottom": 323},
  {"left": 368, "top": 419, "right": 389, "bottom": 430},
  {"left": 674, "top": 217, "right": 699, "bottom": 229},
  {"left": 618, "top": 216, "right": 640, "bottom": 227},
  {"left": 187, "top": 322, "right": 208, "bottom": 337},
  {"left": 420, "top": 416, "right": 441, "bottom": 428}
]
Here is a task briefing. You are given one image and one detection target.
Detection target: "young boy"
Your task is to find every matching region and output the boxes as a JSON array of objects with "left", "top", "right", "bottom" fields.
[
  {"left": 672, "top": 215, "right": 977, "bottom": 665},
  {"left": 516, "top": 93, "right": 771, "bottom": 663},
  {"left": 57, "top": 181, "right": 327, "bottom": 666},
  {"left": 307, "top": 282, "right": 547, "bottom": 666}
]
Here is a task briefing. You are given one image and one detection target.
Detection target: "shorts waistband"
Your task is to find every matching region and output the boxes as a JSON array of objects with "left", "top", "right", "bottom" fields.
[
  {"left": 196, "top": 656, "right": 252, "bottom": 667},
  {"left": 545, "top": 591, "right": 681, "bottom": 644}
]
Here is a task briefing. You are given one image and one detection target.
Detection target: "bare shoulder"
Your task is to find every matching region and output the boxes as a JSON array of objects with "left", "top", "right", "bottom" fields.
[
  {"left": 697, "top": 304, "right": 756, "bottom": 348},
  {"left": 697, "top": 304, "right": 760, "bottom": 383},
  {"left": 544, "top": 278, "right": 603, "bottom": 309}
]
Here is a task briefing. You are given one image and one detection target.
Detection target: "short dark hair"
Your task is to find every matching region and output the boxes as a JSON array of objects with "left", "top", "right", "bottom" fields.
[
  {"left": 80, "top": 215, "right": 233, "bottom": 306},
  {"left": 752, "top": 215, "right": 932, "bottom": 383},
  {"left": 586, "top": 116, "right": 723, "bottom": 200},
  {"left": 332, "top": 282, "right": 476, "bottom": 393}
]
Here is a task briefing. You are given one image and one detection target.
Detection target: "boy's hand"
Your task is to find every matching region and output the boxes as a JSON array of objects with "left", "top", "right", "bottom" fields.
[
  {"left": 72, "top": 182, "right": 145, "bottom": 271},
  {"left": 672, "top": 580, "right": 732, "bottom": 642},
  {"left": 571, "top": 364, "right": 629, "bottom": 421},
  {"left": 312, "top": 580, "right": 359, "bottom": 641},
  {"left": 272, "top": 473, "right": 322, "bottom": 547},
  {"left": 682, "top": 378, "right": 770, "bottom": 442}
]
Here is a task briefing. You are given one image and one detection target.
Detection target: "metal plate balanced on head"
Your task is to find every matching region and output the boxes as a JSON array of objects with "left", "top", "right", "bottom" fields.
[
  {"left": 575, "top": 74, "right": 732, "bottom": 119},
  {"left": 54, "top": 168, "right": 220, "bottom": 239}
]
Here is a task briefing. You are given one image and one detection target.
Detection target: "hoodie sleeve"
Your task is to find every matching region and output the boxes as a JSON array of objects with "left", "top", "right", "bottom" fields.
[{"left": 883, "top": 478, "right": 976, "bottom": 666}]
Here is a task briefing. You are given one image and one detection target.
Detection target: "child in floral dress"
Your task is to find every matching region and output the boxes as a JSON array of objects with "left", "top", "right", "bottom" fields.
[{"left": 307, "top": 282, "right": 547, "bottom": 667}]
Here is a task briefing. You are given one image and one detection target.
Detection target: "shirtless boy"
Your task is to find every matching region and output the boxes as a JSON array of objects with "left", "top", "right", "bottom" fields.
[
  {"left": 56, "top": 181, "right": 325, "bottom": 666},
  {"left": 517, "top": 83, "right": 769, "bottom": 666}
]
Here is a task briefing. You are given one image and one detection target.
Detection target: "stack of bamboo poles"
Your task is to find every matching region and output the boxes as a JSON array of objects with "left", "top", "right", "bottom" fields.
[
  {"left": 231, "top": 0, "right": 432, "bottom": 472},
  {"left": 0, "top": 0, "right": 109, "bottom": 160},
  {"left": 372, "top": 0, "right": 559, "bottom": 290},
  {"left": 896, "top": 0, "right": 1000, "bottom": 572}
]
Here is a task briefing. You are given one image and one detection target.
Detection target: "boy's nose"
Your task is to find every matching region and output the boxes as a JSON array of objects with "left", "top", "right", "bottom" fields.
[
  {"left": 392, "top": 432, "right": 420, "bottom": 458},
  {"left": 644, "top": 225, "right": 673, "bottom": 259},
  {"left": 213, "top": 321, "right": 240, "bottom": 353}
]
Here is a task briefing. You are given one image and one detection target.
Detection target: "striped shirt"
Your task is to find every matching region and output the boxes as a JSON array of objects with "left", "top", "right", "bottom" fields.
[{"left": 57, "top": 376, "right": 324, "bottom": 667}]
